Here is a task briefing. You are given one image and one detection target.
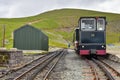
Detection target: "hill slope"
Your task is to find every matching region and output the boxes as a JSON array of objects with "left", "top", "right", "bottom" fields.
[{"left": 0, "top": 9, "right": 120, "bottom": 48}]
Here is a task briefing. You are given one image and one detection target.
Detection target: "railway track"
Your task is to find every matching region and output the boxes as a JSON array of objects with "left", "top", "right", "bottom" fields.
[
  {"left": 84, "top": 57, "right": 120, "bottom": 80},
  {"left": 85, "top": 59, "right": 100, "bottom": 80},
  {"left": 1, "top": 49, "right": 65, "bottom": 80},
  {"left": 99, "top": 59, "right": 120, "bottom": 79},
  {"left": 34, "top": 49, "right": 65, "bottom": 80},
  {"left": 92, "top": 58, "right": 120, "bottom": 80}
]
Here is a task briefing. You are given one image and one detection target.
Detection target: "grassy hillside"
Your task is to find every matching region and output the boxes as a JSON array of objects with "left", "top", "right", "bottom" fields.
[{"left": 0, "top": 9, "right": 120, "bottom": 48}]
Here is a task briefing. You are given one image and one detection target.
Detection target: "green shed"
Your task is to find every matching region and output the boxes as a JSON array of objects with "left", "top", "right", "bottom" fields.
[{"left": 13, "top": 25, "right": 48, "bottom": 51}]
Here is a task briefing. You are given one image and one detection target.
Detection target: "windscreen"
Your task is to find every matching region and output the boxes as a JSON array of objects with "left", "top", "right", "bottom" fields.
[
  {"left": 81, "top": 18, "right": 96, "bottom": 31},
  {"left": 97, "top": 18, "right": 105, "bottom": 31}
]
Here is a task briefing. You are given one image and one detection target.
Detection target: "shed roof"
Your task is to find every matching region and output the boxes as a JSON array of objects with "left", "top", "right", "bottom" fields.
[
  {"left": 14, "top": 24, "right": 47, "bottom": 37},
  {"left": 14, "top": 24, "right": 40, "bottom": 32}
]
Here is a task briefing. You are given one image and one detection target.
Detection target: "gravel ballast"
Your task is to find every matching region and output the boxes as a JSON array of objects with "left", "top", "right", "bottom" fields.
[
  {"left": 61, "top": 49, "right": 83, "bottom": 80},
  {"left": 49, "top": 49, "right": 84, "bottom": 80}
]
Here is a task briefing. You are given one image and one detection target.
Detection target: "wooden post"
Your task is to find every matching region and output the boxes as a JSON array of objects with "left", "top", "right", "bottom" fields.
[{"left": 2, "top": 24, "right": 5, "bottom": 47}]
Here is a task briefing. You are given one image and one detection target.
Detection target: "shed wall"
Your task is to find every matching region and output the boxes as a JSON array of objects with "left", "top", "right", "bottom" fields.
[{"left": 14, "top": 25, "right": 48, "bottom": 50}]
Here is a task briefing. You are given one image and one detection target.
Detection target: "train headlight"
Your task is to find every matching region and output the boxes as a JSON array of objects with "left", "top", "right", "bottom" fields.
[
  {"left": 97, "top": 27, "right": 104, "bottom": 31},
  {"left": 102, "top": 45, "right": 105, "bottom": 48},
  {"left": 82, "top": 46, "right": 84, "bottom": 48}
]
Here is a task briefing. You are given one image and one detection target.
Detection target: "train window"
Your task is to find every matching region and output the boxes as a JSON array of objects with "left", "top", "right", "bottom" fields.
[
  {"left": 97, "top": 18, "right": 105, "bottom": 31},
  {"left": 81, "top": 18, "right": 96, "bottom": 31}
]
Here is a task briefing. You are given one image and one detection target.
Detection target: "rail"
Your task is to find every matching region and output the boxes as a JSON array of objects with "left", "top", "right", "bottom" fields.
[
  {"left": 99, "top": 59, "right": 120, "bottom": 76},
  {"left": 85, "top": 59, "right": 99, "bottom": 80},
  {"left": 43, "top": 50, "right": 65, "bottom": 80},
  {"left": 92, "top": 58, "right": 115, "bottom": 80},
  {"left": 13, "top": 49, "right": 63, "bottom": 80}
]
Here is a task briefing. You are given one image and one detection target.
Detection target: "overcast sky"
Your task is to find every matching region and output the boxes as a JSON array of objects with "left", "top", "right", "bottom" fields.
[{"left": 0, "top": 0, "right": 120, "bottom": 18}]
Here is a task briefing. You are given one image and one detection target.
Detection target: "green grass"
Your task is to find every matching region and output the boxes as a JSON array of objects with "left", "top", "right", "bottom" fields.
[
  {"left": 0, "top": 9, "right": 120, "bottom": 48},
  {"left": 32, "top": 19, "right": 59, "bottom": 29}
]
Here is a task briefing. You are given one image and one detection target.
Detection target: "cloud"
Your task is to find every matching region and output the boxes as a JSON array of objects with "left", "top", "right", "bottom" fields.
[
  {"left": 0, "top": 0, "right": 119, "bottom": 18},
  {"left": 0, "top": 0, "right": 58, "bottom": 18},
  {"left": 98, "top": 0, "right": 120, "bottom": 13}
]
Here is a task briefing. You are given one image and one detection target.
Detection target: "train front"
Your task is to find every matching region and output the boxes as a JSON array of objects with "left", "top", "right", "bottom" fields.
[{"left": 79, "top": 17, "right": 106, "bottom": 55}]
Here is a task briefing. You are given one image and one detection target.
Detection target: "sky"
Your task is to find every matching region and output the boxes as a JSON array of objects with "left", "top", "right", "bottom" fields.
[{"left": 0, "top": 0, "right": 120, "bottom": 18}]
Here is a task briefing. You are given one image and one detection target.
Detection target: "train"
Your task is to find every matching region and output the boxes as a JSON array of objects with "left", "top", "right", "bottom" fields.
[{"left": 73, "top": 17, "right": 107, "bottom": 56}]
